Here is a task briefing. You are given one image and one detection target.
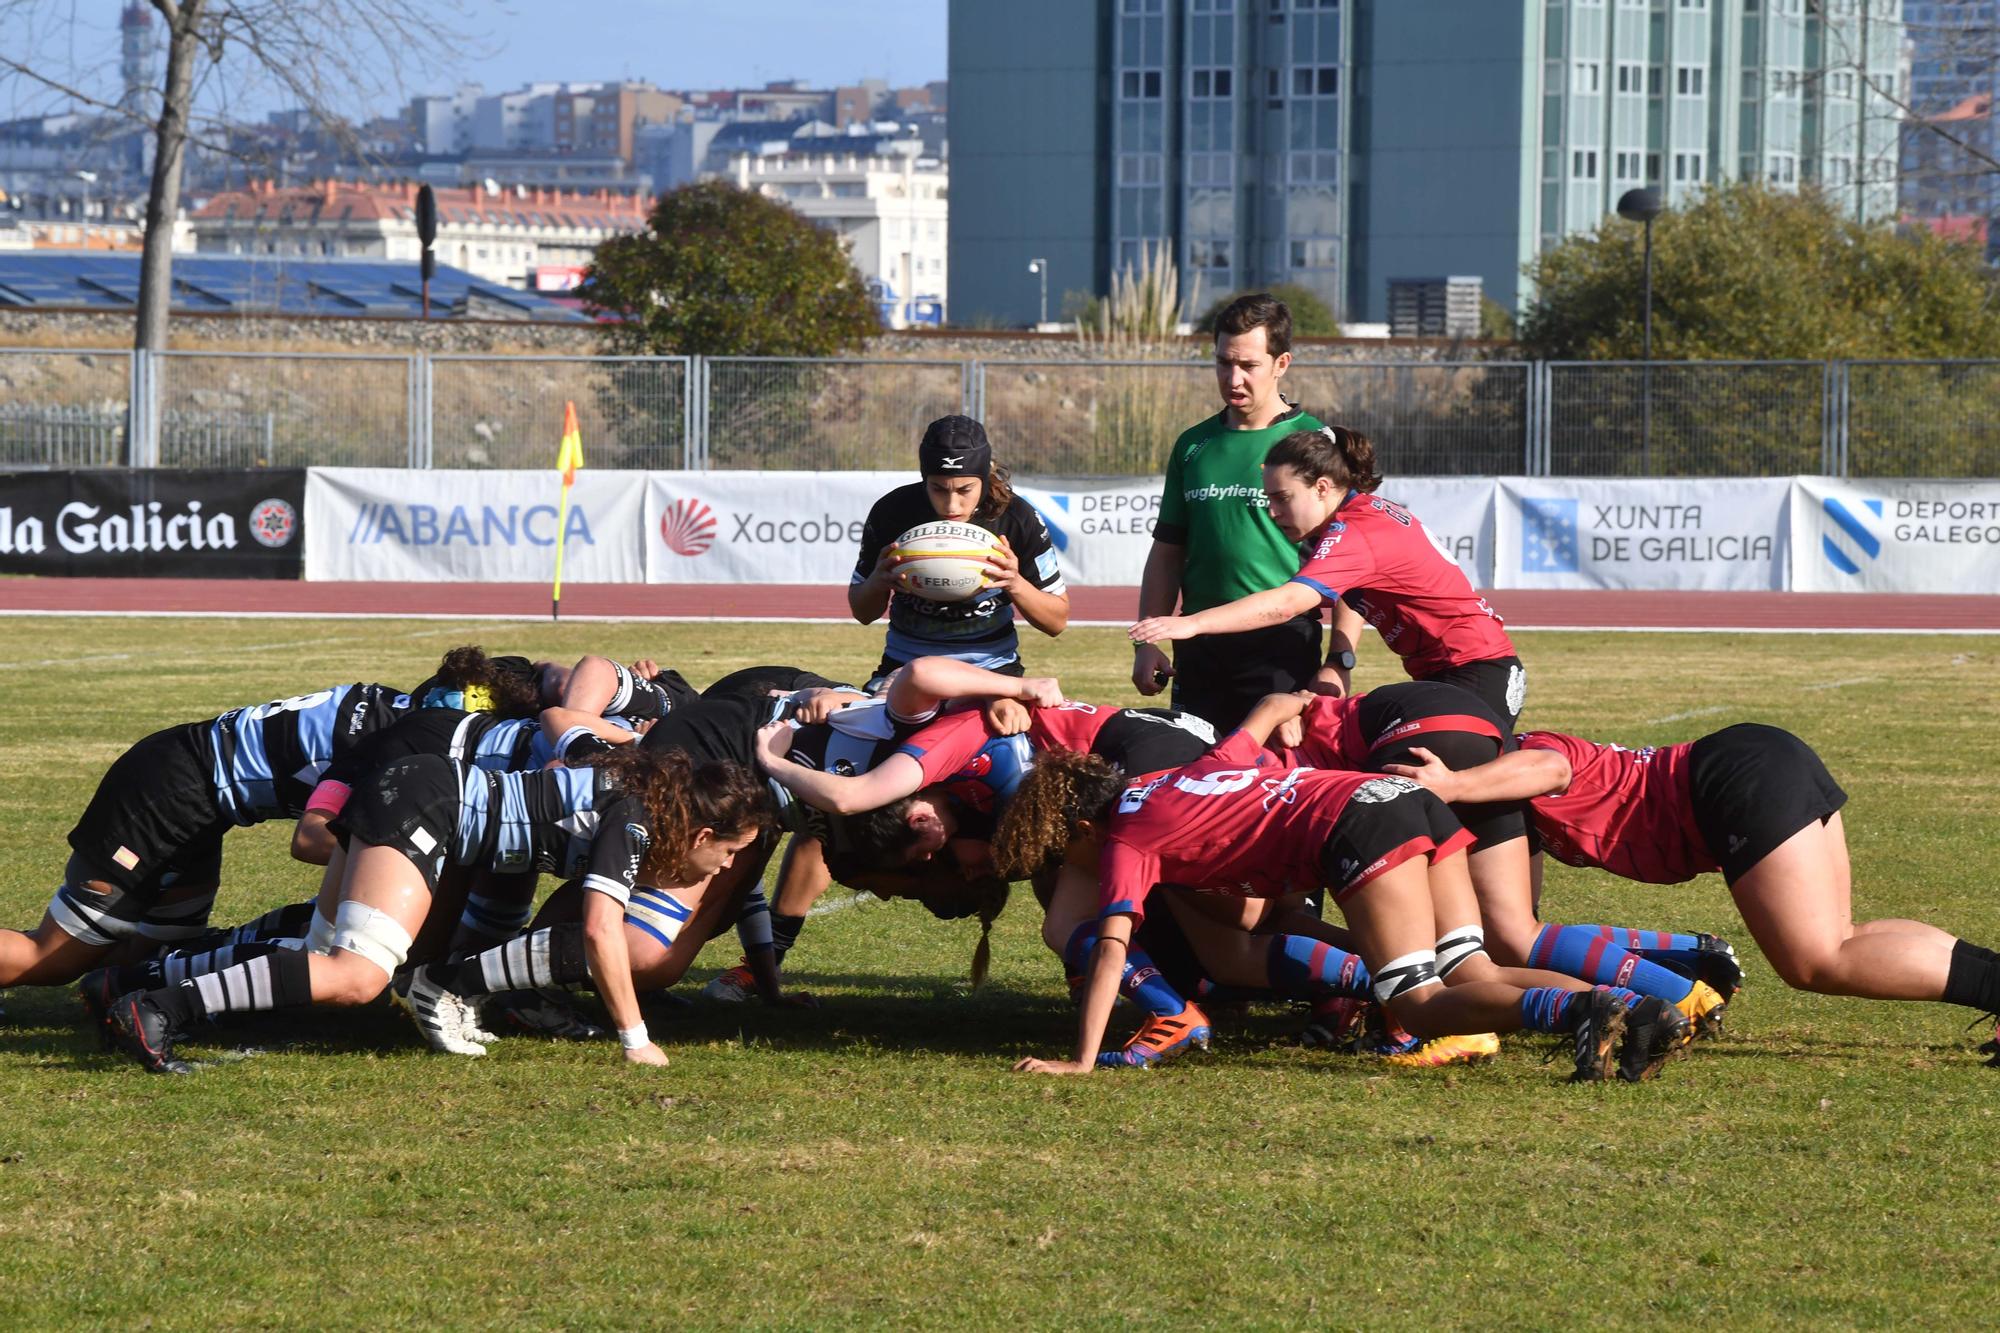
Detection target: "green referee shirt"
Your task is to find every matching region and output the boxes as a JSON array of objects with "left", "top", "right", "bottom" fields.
[{"left": 1154, "top": 402, "right": 1322, "bottom": 613}]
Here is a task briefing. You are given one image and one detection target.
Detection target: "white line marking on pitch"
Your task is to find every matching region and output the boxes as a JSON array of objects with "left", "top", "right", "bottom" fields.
[
  {"left": 1648, "top": 705, "right": 1733, "bottom": 724},
  {"left": 0, "top": 650, "right": 134, "bottom": 670}
]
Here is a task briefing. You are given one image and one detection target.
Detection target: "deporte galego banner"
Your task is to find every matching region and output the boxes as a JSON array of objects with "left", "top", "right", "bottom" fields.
[
  {"left": 1791, "top": 477, "right": 2000, "bottom": 593},
  {"left": 0, "top": 468, "right": 303, "bottom": 577}
]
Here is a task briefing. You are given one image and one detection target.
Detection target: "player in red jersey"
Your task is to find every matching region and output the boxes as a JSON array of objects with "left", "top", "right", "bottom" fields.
[
  {"left": 1006, "top": 691, "right": 1688, "bottom": 1083},
  {"left": 1279, "top": 684, "right": 1735, "bottom": 1039},
  {"left": 1389, "top": 722, "right": 2000, "bottom": 1064},
  {"left": 1130, "top": 426, "right": 1527, "bottom": 730}
]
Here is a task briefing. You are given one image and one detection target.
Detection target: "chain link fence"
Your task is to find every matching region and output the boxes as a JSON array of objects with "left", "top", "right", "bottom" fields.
[
  {"left": 0, "top": 349, "right": 131, "bottom": 468},
  {"left": 149, "top": 352, "right": 414, "bottom": 468},
  {"left": 430, "top": 355, "right": 689, "bottom": 469},
  {"left": 1543, "top": 361, "right": 1831, "bottom": 477},
  {"left": 1843, "top": 360, "right": 2000, "bottom": 478},
  {"left": 700, "top": 358, "right": 967, "bottom": 469},
  {"left": 3, "top": 349, "right": 1998, "bottom": 477}
]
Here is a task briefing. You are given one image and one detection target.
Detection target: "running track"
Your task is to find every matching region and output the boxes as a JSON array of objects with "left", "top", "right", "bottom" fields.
[{"left": 1, "top": 579, "right": 1998, "bottom": 631}]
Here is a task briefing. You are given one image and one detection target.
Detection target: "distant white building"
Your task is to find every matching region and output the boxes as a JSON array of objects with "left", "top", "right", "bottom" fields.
[
  {"left": 189, "top": 180, "right": 647, "bottom": 288},
  {"left": 725, "top": 144, "right": 948, "bottom": 326}
]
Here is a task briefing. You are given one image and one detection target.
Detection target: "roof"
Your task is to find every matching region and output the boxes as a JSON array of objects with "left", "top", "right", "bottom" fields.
[
  {"left": 1929, "top": 92, "right": 1993, "bottom": 124},
  {"left": 192, "top": 180, "right": 650, "bottom": 232},
  {"left": 0, "top": 252, "right": 587, "bottom": 320}
]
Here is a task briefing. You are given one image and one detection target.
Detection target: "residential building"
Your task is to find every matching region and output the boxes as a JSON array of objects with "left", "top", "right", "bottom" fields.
[
  {"left": 1902, "top": 2, "right": 2000, "bottom": 232},
  {"left": 188, "top": 180, "right": 648, "bottom": 288},
  {"left": 950, "top": 0, "right": 1907, "bottom": 326},
  {"left": 726, "top": 145, "right": 948, "bottom": 326}
]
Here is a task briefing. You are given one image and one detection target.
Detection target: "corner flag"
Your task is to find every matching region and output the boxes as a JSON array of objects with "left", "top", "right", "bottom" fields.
[{"left": 552, "top": 401, "right": 583, "bottom": 619}]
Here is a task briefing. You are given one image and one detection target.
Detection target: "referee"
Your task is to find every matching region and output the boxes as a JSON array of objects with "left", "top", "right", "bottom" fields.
[{"left": 1132, "top": 293, "right": 1340, "bottom": 732}]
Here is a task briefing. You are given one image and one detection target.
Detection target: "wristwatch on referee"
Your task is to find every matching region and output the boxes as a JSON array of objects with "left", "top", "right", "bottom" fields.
[{"left": 1326, "top": 648, "right": 1357, "bottom": 671}]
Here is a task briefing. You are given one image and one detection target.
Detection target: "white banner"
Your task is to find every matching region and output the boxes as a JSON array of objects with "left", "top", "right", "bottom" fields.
[
  {"left": 1493, "top": 477, "right": 1790, "bottom": 590},
  {"left": 1791, "top": 477, "right": 2000, "bottom": 593},
  {"left": 1011, "top": 477, "right": 1161, "bottom": 587},
  {"left": 645, "top": 471, "right": 892, "bottom": 584},
  {"left": 1373, "top": 478, "right": 1497, "bottom": 588},
  {"left": 305, "top": 468, "right": 648, "bottom": 582}
]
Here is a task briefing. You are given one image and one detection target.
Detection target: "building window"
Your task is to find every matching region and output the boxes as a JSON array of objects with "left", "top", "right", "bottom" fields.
[
  {"left": 1575, "top": 61, "right": 1601, "bottom": 94},
  {"left": 1646, "top": 151, "right": 1661, "bottom": 181},
  {"left": 1673, "top": 151, "right": 1704, "bottom": 181},
  {"left": 1676, "top": 67, "right": 1705, "bottom": 96},
  {"left": 1617, "top": 62, "right": 1644, "bottom": 94},
  {"left": 1572, "top": 148, "right": 1599, "bottom": 179}
]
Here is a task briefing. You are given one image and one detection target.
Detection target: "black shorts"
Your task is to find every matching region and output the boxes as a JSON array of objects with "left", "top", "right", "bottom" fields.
[
  {"left": 1688, "top": 723, "right": 1847, "bottom": 882},
  {"left": 647, "top": 667, "right": 841, "bottom": 770},
  {"left": 331, "top": 754, "right": 460, "bottom": 894},
  {"left": 1171, "top": 614, "right": 1322, "bottom": 735},
  {"left": 1135, "top": 893, "right": 1208, "bottom": 998},
  {"left": 1317, "top": 779, "right": 1471, "bottom": 903},
  {"left": 1090, "top": 708, "right": 1217, "bottom": 779},
  {"left": 66, "top": 721, "right": 229, "bottom": 895},
  {"left": 1357, "top": 681, "right": 1524, "bottom": 852},
  {"left": 1421, "top": 656, "right": 1529, "bottom": 734},
  {"left": 869, "top": 654, "right": 1022, "bottom": 695}
]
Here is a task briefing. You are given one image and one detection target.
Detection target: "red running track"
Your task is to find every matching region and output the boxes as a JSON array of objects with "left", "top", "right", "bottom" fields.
[{"left": 1, "top": 579, "right": 1998, "bottom": 631}]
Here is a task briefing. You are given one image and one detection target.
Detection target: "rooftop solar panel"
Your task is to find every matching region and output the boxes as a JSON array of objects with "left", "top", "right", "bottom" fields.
[{"left": 0, "top": 253, "right": 585, "bottom": 320}]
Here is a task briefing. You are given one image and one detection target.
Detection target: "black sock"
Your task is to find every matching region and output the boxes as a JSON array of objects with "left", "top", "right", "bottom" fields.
[
  {"left": 1943, "top": 939, "right": 2000, "bottom": 1014},
  {"left": 446, "top": 924, "right": 589, "bottom": 997},
  {"left": 770, "top": 913, "right": 806, "bottom": 965}
]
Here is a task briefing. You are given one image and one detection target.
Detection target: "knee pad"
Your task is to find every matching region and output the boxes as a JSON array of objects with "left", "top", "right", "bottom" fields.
[
  {"left": 330, "top": 901, "right": 412, "bottom": 976},
  {"left": 304, "top": 909, "right": 338, "bottom": 956},
  {"left": 1436, "top": 926, "right": 1488, "bottom": 978},
  {"left": 1371, "top": 949, "right": 1443, "bottom": 1005}
]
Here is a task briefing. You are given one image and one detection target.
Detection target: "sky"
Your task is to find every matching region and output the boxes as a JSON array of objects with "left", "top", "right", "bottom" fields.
[{"left": 1, "top": 0, "right": 948, "bottom": 124}]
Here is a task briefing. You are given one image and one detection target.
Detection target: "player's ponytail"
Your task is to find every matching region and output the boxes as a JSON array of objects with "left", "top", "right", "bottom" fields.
[
  {"left": 1264, "top": 424, "right": 1382, "bottom": 494},
  {"left": 993, "top": 750, "right": 1127, "bottom": 879},
  {"left": 974, "top": 462, "right": 1016, "bottom": 527}
]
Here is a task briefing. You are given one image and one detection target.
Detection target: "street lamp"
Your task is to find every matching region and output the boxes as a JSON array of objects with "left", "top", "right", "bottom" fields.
[
  {"left": 1615, "top": 187, "right": 1663, "bottom": 472},
  {"left": 74, "top": 170, "right": 98, "bottom": 248},
  {"left": 1027, "top": 257, "right": 1048, "bottom": 328}
]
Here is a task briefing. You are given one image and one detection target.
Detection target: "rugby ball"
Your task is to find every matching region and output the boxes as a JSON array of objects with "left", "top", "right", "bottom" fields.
[{"left": 890, "top": 520, "right": 1000, "bottom": 603}]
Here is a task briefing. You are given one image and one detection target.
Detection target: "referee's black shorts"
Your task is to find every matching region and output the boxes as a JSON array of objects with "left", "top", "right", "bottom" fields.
[{"left": 1171, "top": 614, "right": 1322, "bottom": 735}]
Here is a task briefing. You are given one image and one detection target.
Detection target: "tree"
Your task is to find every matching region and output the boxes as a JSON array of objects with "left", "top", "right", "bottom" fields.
[
  {"left": 0, "top": 1, "right": 470, "bottom": 352},
  {"left": 1519, "top": 180, "right": 2000, "bottom": 361},
  {"left": 581, "top": 180, "right": 881, "bottom": 357},
  {"left": 1194, "top": 282, "right": 1340, "bottom": 338}
]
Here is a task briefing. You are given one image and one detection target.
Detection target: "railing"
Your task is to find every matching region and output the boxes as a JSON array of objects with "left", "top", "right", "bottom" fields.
[{"left": 2, "top": 348, "right": 1995, "bottom": 477}]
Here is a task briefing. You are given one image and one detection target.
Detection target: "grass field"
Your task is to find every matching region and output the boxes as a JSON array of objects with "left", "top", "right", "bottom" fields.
[{"left": 1, "top": 616, "right": 1996, "bottom": 1329}]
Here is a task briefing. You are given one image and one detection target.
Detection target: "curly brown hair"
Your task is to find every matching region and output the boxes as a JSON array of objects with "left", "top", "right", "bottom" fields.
[
  {"left": 992, "top": 749, "right": 1127, "bottom": 879},
  {"left": 576, "top": 748, "right": 773, "bottom": 883},
  {"left": 429, "top": 645, "right": 543, "bottom": 718}
]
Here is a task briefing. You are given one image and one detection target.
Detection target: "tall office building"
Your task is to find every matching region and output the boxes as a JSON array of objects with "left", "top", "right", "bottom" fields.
[
  {"left": 1901, "top": 1, "right": 2000, "bottom": 229},
  {"left": 951, "top": 0, "right": 1906, "bottom": 327}
]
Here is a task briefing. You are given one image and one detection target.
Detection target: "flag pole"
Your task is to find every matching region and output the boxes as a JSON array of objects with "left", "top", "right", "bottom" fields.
[{"left": 552, "top": 400, "right": 582, "bottom": 620}]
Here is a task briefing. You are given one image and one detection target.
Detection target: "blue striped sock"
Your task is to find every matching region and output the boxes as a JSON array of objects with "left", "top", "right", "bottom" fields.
[
  {"left": 1519, "top": 986, "right": 1578, "bottom": 1033},
  {"left": 1064, "top": 923, "right": 1187, "bottom": 1019},
  {"left": 1529, "top": 924, "right": 1694, "bottom": 1003},
  {"left": 1264, "top": 935, "right": 1372, "bottom": 1001}
]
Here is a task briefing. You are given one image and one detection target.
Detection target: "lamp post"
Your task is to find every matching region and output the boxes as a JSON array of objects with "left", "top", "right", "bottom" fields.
[
  {"left": 1615, "top": 188, "right": 1663, "bottom": 472},
  {"left": 1027, "top": 257, "right": 1048, "bottom": 328},
  {"left": 73, "top": 170, "right": 98, "bottom": 248}
]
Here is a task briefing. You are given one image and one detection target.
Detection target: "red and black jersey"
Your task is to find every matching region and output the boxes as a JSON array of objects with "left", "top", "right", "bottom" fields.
[
  {"left": 1097, "top": 731, "right": 1470, "bottom": 924},
  {"left": 1290, "top": 494, "right": 1515, "bottom": 677},
  {"left": 1286, "top": 685, "right": 1507, "bottom": 771},
  {"left": 1517, "top": 730, "right": 1717, "bottom": 884}
]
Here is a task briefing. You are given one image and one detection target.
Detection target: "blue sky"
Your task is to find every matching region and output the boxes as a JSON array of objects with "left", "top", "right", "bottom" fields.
[{"left": 2, "top": 0, "right": 948, "bottom": 123}]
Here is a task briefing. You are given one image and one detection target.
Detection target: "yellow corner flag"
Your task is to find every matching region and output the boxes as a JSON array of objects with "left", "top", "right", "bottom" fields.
[{"left": 552, "top": 401, "right": 583, "bottom": 619}]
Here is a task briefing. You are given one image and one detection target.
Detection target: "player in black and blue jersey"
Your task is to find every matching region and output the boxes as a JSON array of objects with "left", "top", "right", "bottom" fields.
[
  {"left": 101, "top": 745, "right": 770, "bottom": 1073},
  {"left": 0, "top": 677, "right": 415, "bottom": 994}
]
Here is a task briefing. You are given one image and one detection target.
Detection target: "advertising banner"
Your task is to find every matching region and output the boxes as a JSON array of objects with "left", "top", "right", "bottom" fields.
[
  {"left": 0, "top": 468, "right": 304, "bottom": 578},
  {"left": 1791, "top": 477, "right": 2000, "bottom": 593},
  {"left": 1493, "top": 477, "right": 1790, "bottom": 591},
  {"left": 645, "top": 471, "right": 898, "bottom": 584},
  {"left": 1374, "top": 477, "right": 1497, "bottom": 588},
  {"left": 305, "top": 468, "right": 646, "bottom": 582}
]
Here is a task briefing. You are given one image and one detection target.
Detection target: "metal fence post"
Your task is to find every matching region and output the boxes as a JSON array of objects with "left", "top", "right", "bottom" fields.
[{"left": 681, "top": 355, "right": 695, "bottom": 471}]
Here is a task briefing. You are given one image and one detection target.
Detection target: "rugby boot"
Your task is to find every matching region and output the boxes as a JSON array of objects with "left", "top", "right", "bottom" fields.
[
  {"left": 1298, "top": 995, "right": 1369, "bottom": 1050},
  {"left": 1617, "top": 996, "right": 1690, "bottom": 1083},
  {"left": 1095, "top": 1002, "right": 1213, "bottom": 1069},
  {"left": 1566, "top": 987, "right": 1626, "bottom": 1084},
  {"left": 105, "top": 991, "right": 192, "bottom": 1075},
  {"left": 1384, "top": 1032, "right": 1501, "bottom": 1068},
  {"left": 77, "top": 967, "right": 129, "bottom": 1048},
  {"left": 1673, "top": 980, "right": 1729, "bottom": 1045},
  {"left": 702, "top": 963, "right": 758, "bottom": 1003},
  {"left": 1355, "top": 1006, "right": 1423, "bottom": 1058},
  {"left": 392, "top": 965, "right": 487, "bottom": 1057},
  {"left": 497, "top": 988, "right": 609, "bottom": 1042},
  {"left": 1688, "top": 933, "right": 1744, "bottom": 1002}
]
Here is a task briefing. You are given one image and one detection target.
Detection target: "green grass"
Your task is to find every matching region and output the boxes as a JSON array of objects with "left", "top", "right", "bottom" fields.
[{"left": 1, "top": 618, "right": 1997, "bottom": 1329}]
